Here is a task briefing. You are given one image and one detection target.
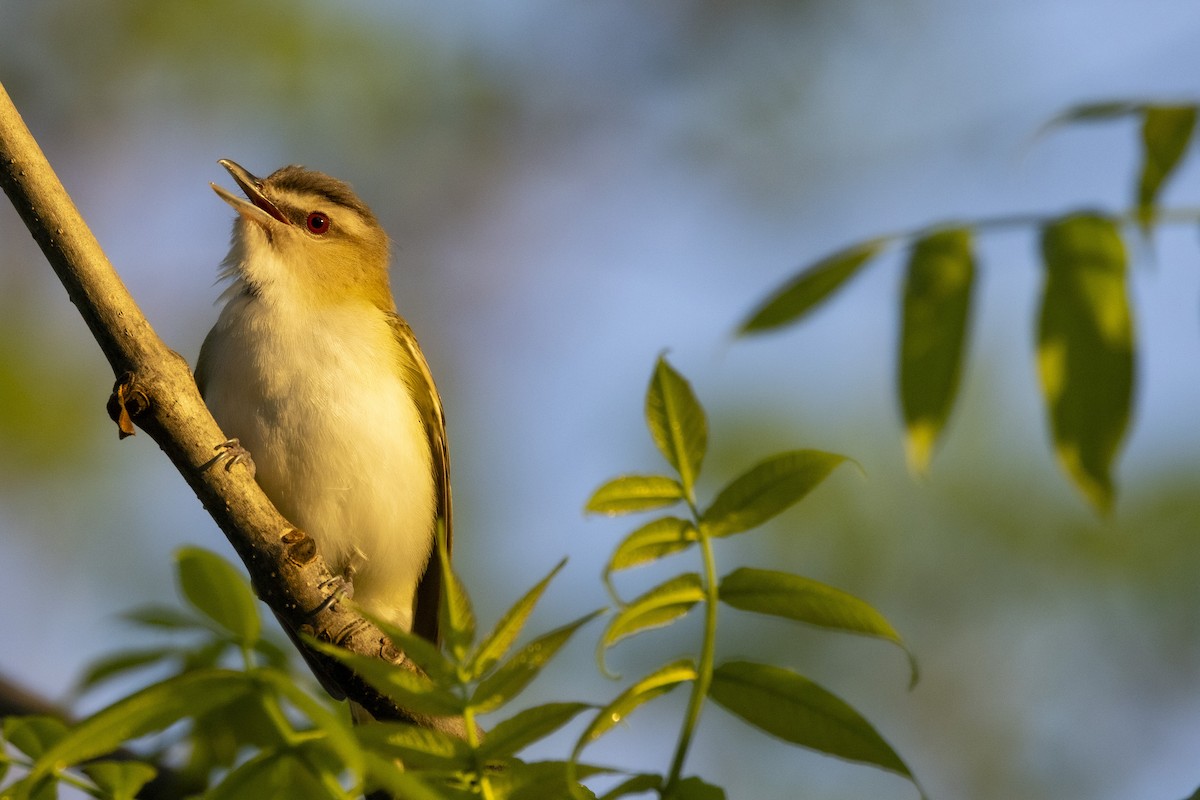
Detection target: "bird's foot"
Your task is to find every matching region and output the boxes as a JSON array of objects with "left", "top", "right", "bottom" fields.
[{"left": 203, "top": 438, "right": 256, "bottom": 477}]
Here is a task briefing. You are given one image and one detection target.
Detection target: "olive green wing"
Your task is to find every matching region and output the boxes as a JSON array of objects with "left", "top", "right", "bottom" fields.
[{"left": 389, "top": 313, "right": 451, "bottom": 645}]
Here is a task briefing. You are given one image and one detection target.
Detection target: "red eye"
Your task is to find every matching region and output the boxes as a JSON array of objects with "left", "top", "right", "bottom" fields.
[{"left": 306, "top": 211, "right": 330, "bottom": 235}]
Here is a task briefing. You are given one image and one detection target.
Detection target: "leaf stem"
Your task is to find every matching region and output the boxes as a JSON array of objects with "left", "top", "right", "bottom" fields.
[{"left": 664, "top": 514, "right": 719, "bottom": 792}]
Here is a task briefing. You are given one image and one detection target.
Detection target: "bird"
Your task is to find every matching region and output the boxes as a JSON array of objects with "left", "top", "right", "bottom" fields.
[{"left": 196, "top": 159, "right": 450, "bottom": 653}]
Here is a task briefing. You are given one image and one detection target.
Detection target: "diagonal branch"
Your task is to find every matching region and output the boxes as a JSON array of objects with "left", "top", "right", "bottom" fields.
[{"left": 0, "top": 80, "right": 460, "bottom": 734}]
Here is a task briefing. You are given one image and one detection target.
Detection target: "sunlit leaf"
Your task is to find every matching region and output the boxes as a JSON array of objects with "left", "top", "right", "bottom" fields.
[
  {"left": 473, "top": 559, "right": 566, "bottom": 678},
  {"left": 1137, "top": 105, "right": 1196, "bottom": 229},
  {"left": 307, "top": 638, "right": 466, "bottom": 717},
  {"left": 645, "top": 357, "right": 707, "bottom": 495},
  {"left": 740, "top": 239, "right": 885, "bottom": 334},
  {"left": 718, "top": 568, "right": 917, "bottom": 686},
  {"left": 606, "top": 517, "right": 698, "bottom": 575},
  {"left": 601, "top": 573, "right": 705, "bottom": 651},
  {"left": 361, "top": 752, "right": 457, "bottom": 800},
  {"left": 496, "top": 760, "right": 606, "bottom": 800},
  {"left": 27, "top": 670, "right": 251, "bottom": 783},
  {"left": 1037, "top": 214, "right": 1134, "bottom": 512},
  {"left": 175, "top": 547, "right": 260, "bottom": 644},
  {"left": 709, "top": 661, "right": 912, "bottom": 779},
  {"left": 436, "top": 526, "right": 475, "bottom": 661},
  {"left": 585, "top": 475, "right": 686, "bottom": 515},
  {"left": 477, "top": 702, "right": 593, "bottom": 761},
  {"left": 702, "top": 450, "right": 847, "bottom": 538},
  {"left": 363, "top": 612, "right": 457, "bottom": 685},
  {"left": 575, "top": 659, "right": 697, "bottom": 750},
  {"left": 355, "top": 721, "right": 471, "bottom": 771},
  {"left": 253, "top": 668, "right": 363, "bottom": 780},
  {"left": 898, "top": 227, "right": 975, "bottom": 474},
  {"left": 471, "top": 610, "right": 602, "bottom": 713},
  {"left": 80, "top": 761, "right": 157, "bottom": 800}
]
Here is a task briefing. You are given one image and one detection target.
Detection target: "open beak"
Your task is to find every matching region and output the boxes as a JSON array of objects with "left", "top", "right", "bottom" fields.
[{"left": 211, "top": 159, "right": 290, "bottom": 226}]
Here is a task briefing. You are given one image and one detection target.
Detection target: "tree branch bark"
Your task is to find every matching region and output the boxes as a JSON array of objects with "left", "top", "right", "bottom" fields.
[{"left": 0, "top": 81, "right": 457, "bottom": 732}]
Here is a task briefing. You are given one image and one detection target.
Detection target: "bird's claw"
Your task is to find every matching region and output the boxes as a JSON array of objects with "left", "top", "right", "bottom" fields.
[{"left": 204, "top": 438, "right": 256, "bottom": 477}]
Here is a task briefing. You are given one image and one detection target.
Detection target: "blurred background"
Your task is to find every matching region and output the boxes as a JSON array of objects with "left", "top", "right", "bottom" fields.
[{"left": 3, "top": 1, "right": 1200, "bottom": 798}]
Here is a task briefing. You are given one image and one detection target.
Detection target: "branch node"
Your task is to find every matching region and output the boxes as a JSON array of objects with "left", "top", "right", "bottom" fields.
[
  {"left": 281, "top": 528, "right": 317, "bottom": 565},
  {"left": 106, "top": 372, "right": 148, "bottom": 439}
]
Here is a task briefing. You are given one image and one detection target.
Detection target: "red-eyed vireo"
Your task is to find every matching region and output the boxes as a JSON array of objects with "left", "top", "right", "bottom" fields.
[{"left": 196, "top": 159, "right": 450, "bottom": 646}]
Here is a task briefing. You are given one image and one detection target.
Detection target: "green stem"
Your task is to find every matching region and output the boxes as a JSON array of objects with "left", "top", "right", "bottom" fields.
[
  {"left": 463, "top": 704, "right": 496, "bottom": 800},
  {"left": 664, "top": 514, "right": 719, "bottom": 793}
]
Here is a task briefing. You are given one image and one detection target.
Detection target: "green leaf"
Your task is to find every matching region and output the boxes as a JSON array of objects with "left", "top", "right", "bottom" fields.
[
  {"left": 702, "top": 450, "right": 847, "bottom": 538},
  {"left": 496, "top": 760, "right": 605, "bottom": 800},
  {"left": 585, "top": 475, "right": 686, "bottom": 515},
  {"left": 175, "top": 547, "right": 260, "bottom": 644},
  {"left": 606, "top": 517, "right": 698, "bottom": 574},
  {"left": 670, "top": 776, "right": 727, "bottom": 800},
  {"left": 77, "top": 647, "right": 176, "bottom": 692},
  {"left": 1041, "top": 100, "right": 1143, "bottom": 132},
  {"left": 601, "top": 573, "right": 705, "bottom": 651},
  {"left": 898, "top": 228, "right": 975, "bottom": 474},
  {"left": 471, "top": 610, "right": 602, "bottom": 713},
  {"left": 207, "top": 746, "right": 342, "bottom": 800},
  {"left": 252, "top": 668, "right": 363, "bottom": 781},
  {"left": 27, "top": 670, "right": 251, "bottom": 784},
  {"left": 362, "top": 612, "right": 458, "bottom": 685},
  {"left": 645, "top": 357, "right": 707, "bottom": 494},
  {"left": 709, "top": 661, "right": 913, "bottom": 779},
  {"left": 739, "top": 239, "right": 885, "bottom": 334},
  {"left": 598, "top": 773, "right": 663, "bottom": 800},
  {"left": 121, "top": 604, "right": 206, "bottom": 630},
  {"left": 575, "top": 659, "right": 697, "bottom": 750},
  {"left": 80, "top": 760, "right": 158, "bottom": 800},
  {"left": 355, "top": 722, "right": 472, "bottom": 771},
  {"left": 477, "top": 702, "right": 593, "bottom": 761},
  {"left": 2, "top": 716, "right": 68, "bottom": 759},
  {"left": 718, "top": 568, "right": 917, "bottom": 686},
  {"left": 1037, "top": 214, "right": 1135, "bottom": 512},
  {"left": 307, "top": 638, "right": 466, "bottom": 717},
  {"left": 361, "top": 753, "right": 457, "bottom": 800},
  {"left": 436, "top": 526, "right": 476, "bottom": 662},
  {"left": 474, "top": 559, "right": 567, "bottom": 678},
  {"left": 1137, "top": 105, "right": 1196, "bottom": 229}
]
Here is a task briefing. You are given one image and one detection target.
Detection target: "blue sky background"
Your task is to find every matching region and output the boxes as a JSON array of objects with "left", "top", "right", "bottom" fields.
[{"left": 4, "top": 2, "right": 1200, "bottom": 798}]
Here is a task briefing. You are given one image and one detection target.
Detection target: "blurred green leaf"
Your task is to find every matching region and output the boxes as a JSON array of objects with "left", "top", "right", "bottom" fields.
[
  {"left": 175, "top": 547, "right": 260, "bottom": 645},
  {"left": 740, "top": 239, "right": 885, "bottom": 334},
  {"left": 645, "top": 356, "right": 707, "bottom": 495},
  {"left": 1042, "top": 100, "right": 1143, "bottom": 132},
  {"left": 206, "top": 746, "right": 342, "bottom": 800},
  {"left": 898, "top": 228, "right": 975, "bottom": 474},
  {"left": 355, "top": 722, "right": 471, "bottom": 771},
  {"left": 121, "top": 604, "right": 206, "bottom": 630},
  {"left": 601, "top": 574, "right": 705, "bottom": 651},
  {"left": 2, "top": 716, "right": 68, "bottom": 759},
  {"left": 307, "top": 639, "right": 465, "bottom": 717},
  {"left": 708, "top": 661, "right": 912, "bottom": 779},
  {"left": 80, "top": 760, "right": 157, "bottom": 800},
  {"left": 28, "top": 670, "right": 251, "bottom": 783},
  {"left": 477, "top": 702, "right": 592, "bottom": 761},
  {"left": 718, "top": 568, "right": 917, "bottom": 686},
  {"left": 471, "top": 610, "right": 602, "bottom": 713},
  {"left": 474, "top": 559, "right": 567, "bottom": 678},
  {"left": 702, "top": 450, "right": 847, "bottom": 538},
  {"left": 252, "top": 669, "right": 362, "bottom": 779},
  {"left": 607, "top": 517, "right": 698, "bottom": 574},
  {"left": 599, "top": 773, "right": 663, "bottom": 800},
  {"left": 77, "top": 647, "right": 176, "bottom": 692},
  {"left": 437, "top": 528, "right": 476, "bottom": 662},
  {"left": 1037, "top": 214, "right": 1134, "bottom": 512},
  {"left": 670, "top": 776, "right": 727, "bottom": 800},
  {"left": 575, "top": 659, "right": 697, "bottom": 750},
  {"left": 361, "top": 753, "right": 456, "bottom": 800},
  {"left": 497, "top": 760, "right": 604, "bottom": 800},
  {"left": 1137, "top": 105, "right": 1196, "bottom": 229},
  {"left": 586, "top": 475, "right": 686, "bottom": 515}
]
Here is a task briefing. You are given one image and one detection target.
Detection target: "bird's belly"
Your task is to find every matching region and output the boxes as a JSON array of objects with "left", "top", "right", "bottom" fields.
[{"left": 203, "top": 327, "right": 435, "bottom": 630}]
